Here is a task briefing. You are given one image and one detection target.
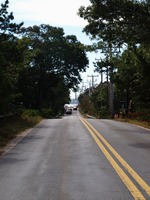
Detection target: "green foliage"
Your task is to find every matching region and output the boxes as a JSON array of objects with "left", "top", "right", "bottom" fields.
[
  {"left": 78, "top": 0, "right": 150, "bottom": 45},
  {"left": 0, "top": 1, "right": 24, "bottom": 116},
  {"left": 128, "top": 110, "right": 150, "bottom": 122},
  {"left": 97, "top": 107, "right": 108, "bottom": 119},
  {"left": 78, "top": 83, "right": 109, "bottom": 118},
  {"left": 0, "top": 112, "right": 42, "bottom": 147},
  {"left": 78, "top": 86, "right": 108, "bottom": 119},
  {"left": 0, "top": 2, "right": 88, "bottom": 116},
  {"left": 21, "top": 109, "right": 42, "bottom": 125},
  {"left": 78, "top": 93, "right": 94, "bottom": 115},
  {"left": 0, "top": 0, "right": 23, "bottom": 34},
  {"left": 90, "top": 84, "right": 109, "bottom": 118},
  {"left": 20, "top": 25, "right": 88, "bottom": 89},
  {"left": 112, "top": 46, "right": 150, "bottom": 112},
  {"left": 18, "top": 24, "right": 88, "bottom": 112},
  {"left": 40, "top": 109, "right": 55, "bottom": 118},
  {"left": 21, "top": 109, "right": 40, "bottom": 117},
  {"left": 78, "top": 0, "right": 150, "bottom": 117}
]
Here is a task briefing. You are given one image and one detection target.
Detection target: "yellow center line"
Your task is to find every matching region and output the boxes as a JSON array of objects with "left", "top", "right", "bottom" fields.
[
  {"left": 81, "top": 118, "right": 150, "bottom": 196},
  {"left": 80, "top": 118, "right": 146, "bottom": 200}
]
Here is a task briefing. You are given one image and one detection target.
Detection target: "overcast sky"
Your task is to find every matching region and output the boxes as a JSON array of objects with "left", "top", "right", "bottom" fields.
[
  {"left": 3, "top": 0, "right": 100, "bottom": 98},
  {"left": 8, "top": 0, "right": 89, "bottom": 27}
]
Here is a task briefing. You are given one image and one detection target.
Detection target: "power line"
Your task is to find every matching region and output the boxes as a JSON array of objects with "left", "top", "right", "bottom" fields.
[{"left": 87, "top": 75, "right": 98, "bottom": 88}]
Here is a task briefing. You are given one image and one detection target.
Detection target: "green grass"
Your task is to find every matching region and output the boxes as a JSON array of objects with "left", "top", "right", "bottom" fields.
[{"left": 0, "top": 113, "right": 42, "bottom": 148}]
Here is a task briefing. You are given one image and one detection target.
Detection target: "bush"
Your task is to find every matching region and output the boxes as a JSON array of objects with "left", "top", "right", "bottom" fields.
[
  {"left": 21, "top": 109, "right": 40, "bottom": 117},
  {"left": 96, "top": 107, "right": 108, "bottom": 119},
  {"left": 40, "top": 109, "right": 55, "bottom": 118},
  {"left": 21, "top": 109, "right": 42, "bottom": 125},
  {"left": 128, "top": 109, "right": 150, "bottom": 121},
  {"left": 0, "top": 111, "right": 42, "bottom": 147}
]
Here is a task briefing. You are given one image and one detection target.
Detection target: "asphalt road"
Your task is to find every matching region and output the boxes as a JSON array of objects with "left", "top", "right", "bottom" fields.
[{"left": 0, "top": 111, "right": 150, "bottom": 200}]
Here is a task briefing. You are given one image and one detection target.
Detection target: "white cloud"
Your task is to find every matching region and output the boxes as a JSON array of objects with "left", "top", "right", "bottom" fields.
[{"left": 8, "top": 0, "right": 90, "bottom": 26}]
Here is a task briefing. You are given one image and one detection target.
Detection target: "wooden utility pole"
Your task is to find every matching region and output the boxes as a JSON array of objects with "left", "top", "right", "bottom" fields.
[
  {"left": 88, "top": 75, "right": 98, "bottom": 88},
  {"left": 101, "top": 42, "right": 120, "bottom": 119},
  {"left": 95, "top": 58, "right": 104, "bottom": 83},
  {"left": 109, "top": 42, "right": 114, "bottom": 119}
]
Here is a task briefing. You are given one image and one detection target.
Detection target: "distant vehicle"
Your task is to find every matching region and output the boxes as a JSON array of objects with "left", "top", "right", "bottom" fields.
[
  {"left": 64, "top": 104, "right": 73, "bottom": 110},
  {"left": 65, "top": 108, "right": 72, "bottom": 114},
  {"left": 64, "top": 103, "right": 78, "bottom": 110},
  {"left": 73, "top": 104, "right": 78, "bottom": 110},
  {"left": 64, "top": 103, "right": 78, "bottom": 114}
]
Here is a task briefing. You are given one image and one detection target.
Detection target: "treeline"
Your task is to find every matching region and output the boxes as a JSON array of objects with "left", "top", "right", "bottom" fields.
[
  {"left": 78, "top": 0, "right": 150, "bottom": 120},
  {"left": 0, "top": 0, "right": 89, "bottom": 117}
]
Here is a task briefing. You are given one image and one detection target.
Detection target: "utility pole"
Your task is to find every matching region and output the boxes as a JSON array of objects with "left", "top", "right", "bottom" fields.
[
  {"left": 101, "top": 42, "right": 120, "bottom": 119},
  {"left": 109, "top": 42, "right": 114, "bottom": 119},
  {"left": 87, "top": 75, "right": 98, "bottom": 96},
  {"left": 88, "top": 75, "right": 98, "bottom": 88},
  {"left": 95, "top": 58, "right": 104, "bottom": 83},
  {"left": 80, "top": 82, "right": 87, "bottom": 93}
]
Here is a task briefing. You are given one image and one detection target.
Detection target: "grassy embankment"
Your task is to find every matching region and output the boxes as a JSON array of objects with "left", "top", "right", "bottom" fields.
[
  {"left": 0, "top": 110, "right": 42, "bottom": 148},
  {"left": 114, "top": 118, "right": 150, "bottom": 129}
]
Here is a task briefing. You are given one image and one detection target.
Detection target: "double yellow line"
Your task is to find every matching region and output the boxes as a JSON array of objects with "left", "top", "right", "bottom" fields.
[{"left": 80, "top": 118, "right": 150, "bottom": 200}]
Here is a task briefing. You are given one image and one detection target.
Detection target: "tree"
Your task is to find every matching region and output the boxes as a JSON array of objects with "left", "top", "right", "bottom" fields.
[
  {"left": 0, "top": 0, "right": 23, "bottom": 35},
  {"left": 78, "top": 0, "right": 150, "bottom": 46},
  {"left": 17, "top": 68, "right": 70, "bottom": 115},
  {"left": 78, "top": 92, "right": 94, "bottom": 115},
  {"left": 78, "top": 0, "right": 150, "bottom": 114},
  {"left": 90, "top": 83, "right": 108, "bottom": 118},
  {"left": 0, "top": 0, "right": 23, "bottom": 115},
  {"left": 18, "top": 24, "right": 89, "bottom": 112}
]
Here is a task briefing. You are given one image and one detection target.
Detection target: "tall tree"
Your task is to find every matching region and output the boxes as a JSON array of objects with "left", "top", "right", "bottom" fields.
[
  {"left": 0, "top": 0, "right": 23, "bottom": 115},
  {"left": 78, "top": 0, "right": 150, "bottom": 112},
  {"left": 19, "top": 24, "right": 89, "bottom": 111},
  {"left": 78, "top": 0, "right": 150, "bottom": 46}
]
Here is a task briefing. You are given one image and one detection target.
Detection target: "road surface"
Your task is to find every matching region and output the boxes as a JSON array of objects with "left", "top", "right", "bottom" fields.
[{"left": 0, "top": 111, "right": 150, "bottom": 200}]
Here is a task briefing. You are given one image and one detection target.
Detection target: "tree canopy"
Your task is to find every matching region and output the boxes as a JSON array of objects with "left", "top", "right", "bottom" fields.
[
  {"left": 78, "top": 0, "right": 150, "bottom": 118},
  {"left": 0, "top": 1, "right": 89, "bottom": 116},
  {"left": 0, "top": 0, "right": 24, "bottom": 115},
  {"left": 78, "top": 0, "right": 150, "bottom": 46},
  {"left": 19, "top": 24, "right": 89, "bottom": 111}
]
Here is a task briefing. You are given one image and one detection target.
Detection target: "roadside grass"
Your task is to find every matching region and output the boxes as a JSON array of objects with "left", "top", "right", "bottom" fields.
[
  {"left": 114, "top": 118, "right": 150, "bottom": 130},
  {"left": 0, "top": 112, "right": 42, "bottom": 148},
  {"left": 0, "top": 109, "right": 149, "bottom": 149},
  {"left": 80, "top": 108, "right": 150, "bottom": 130}
]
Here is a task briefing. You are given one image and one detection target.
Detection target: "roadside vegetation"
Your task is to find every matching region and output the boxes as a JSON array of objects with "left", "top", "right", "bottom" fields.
[
  {"left": 0, "top": 0, "right": 88, "bottom": 147},
  {"left": 114, "top": 118, "right": 150, "bottom": 130},
  {"left": 0, "top": 0, "right": 150, "bottom": 148},
  {"left": 0, "top": 0, "right": 88, "bottom": 117},
  {"left": 0, "top": 110, "right": 42, "bottom": 148},
  {"left": 78, "top": 0, "right": 150, "bottom": 126}
]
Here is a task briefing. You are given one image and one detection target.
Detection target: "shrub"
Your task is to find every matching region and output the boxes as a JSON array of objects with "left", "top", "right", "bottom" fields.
[{"left": 40, "top": 109, "right": 55, "bottom": 118}]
